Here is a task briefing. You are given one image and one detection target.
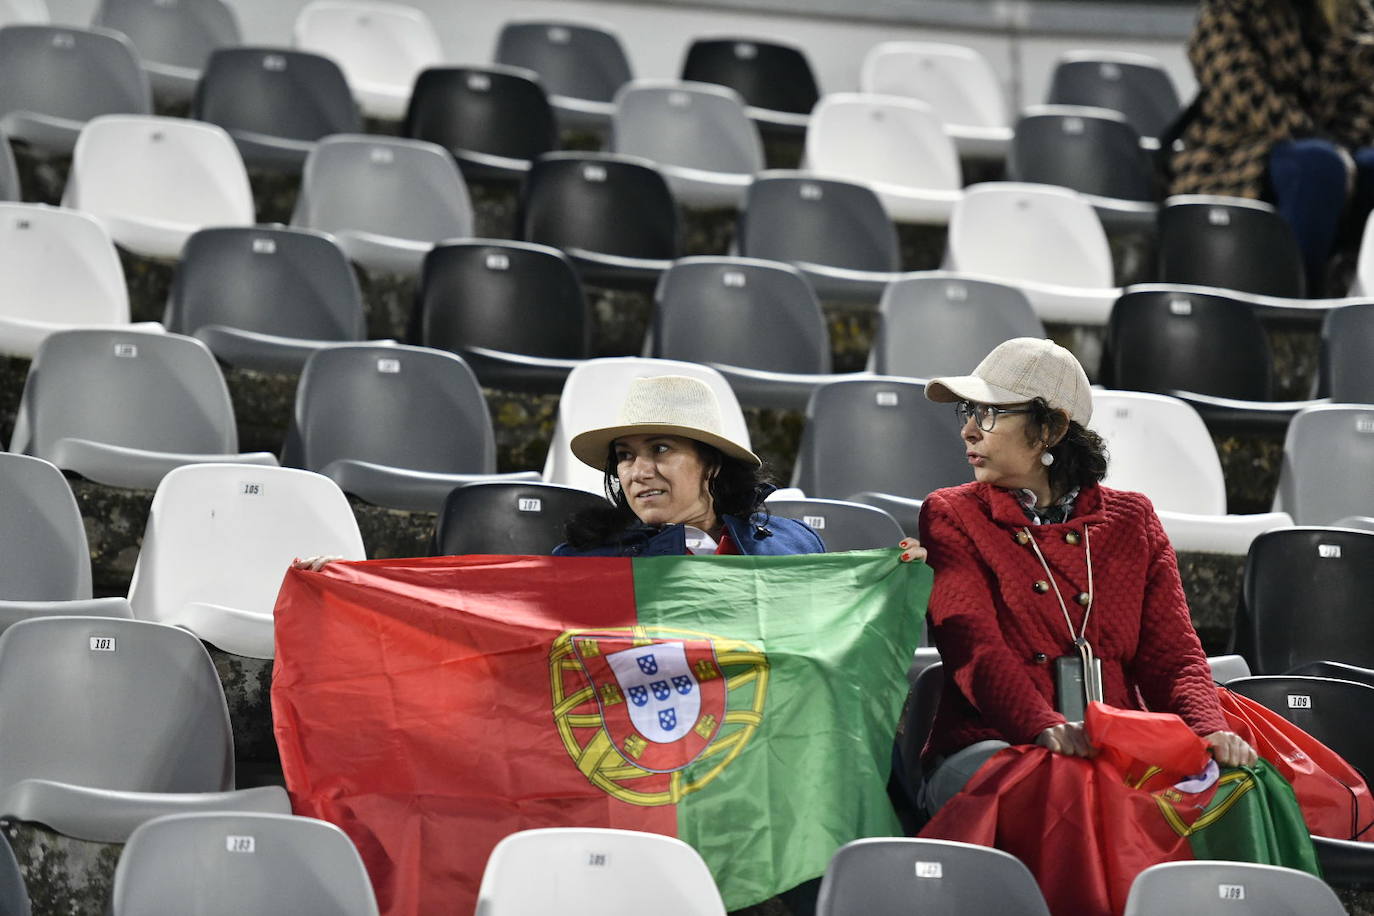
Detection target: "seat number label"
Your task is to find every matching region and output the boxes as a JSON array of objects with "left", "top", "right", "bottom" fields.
[
  {"left": 518, "top": 498, "right": 542, "bottom": 512},
  {"left": 89, "top": 637, "right": 116, "bottom": 652},
  {"left": 803, "top": 515, "right": 826, "bottom": 529},
  {"left": 586, "top": 851, "right": 608, "bottom": 866},
  {"left": 377, "top": 358, "right": 401, "bottom": 374},
  {"left": 1287, "top": 695, "right": 1312, "bottom": 709},
  {"left": 876, "top": 391, "right": 899, "bottom": 407},
  {"left": 914, "top": 861, "right": 942, "bottom": 878},
  {"left": 1318, "top": 544, "right": 1342, "bottom": 558},
  {"left": 226, "top": 835, "right": 256, "bottom": 853},
  {"left": 1217, "top": 884, "right": 1245, "bottom": 900},
  {"left": 114, "top": 344, "right": 138, "bottom": 358},
  {"left": 241, "top": 482, "right": 262, "bottom": 496}
]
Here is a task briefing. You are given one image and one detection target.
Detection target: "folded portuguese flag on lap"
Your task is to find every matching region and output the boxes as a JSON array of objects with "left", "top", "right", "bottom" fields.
[{"left": 271, "top": 551, "right": 929, "bottom": 915}]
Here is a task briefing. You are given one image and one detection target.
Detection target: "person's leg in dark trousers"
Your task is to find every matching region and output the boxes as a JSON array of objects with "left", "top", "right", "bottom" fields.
[{"left": 1269, "top": 137, "right": 1350, "bottom": 296}]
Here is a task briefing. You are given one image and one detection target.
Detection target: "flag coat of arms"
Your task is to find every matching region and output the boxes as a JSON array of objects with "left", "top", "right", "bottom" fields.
[{"left": 271, "top": 551, "right": 929, "bottom": 915}]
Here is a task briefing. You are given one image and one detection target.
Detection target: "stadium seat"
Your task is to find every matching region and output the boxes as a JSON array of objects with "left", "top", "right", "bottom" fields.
[
  {"left": 1226, "top": 676, "right": 1374, "bottom": 775},
  {"left": 860, "top": 41, "right": 1011, "bottom": 159},
  {"left": 847, "top": 491, "right": 924, "bottom": 538},
  {"left": 543, "top": 358, "right": 749, "bottom": 494},
  {"left": 519, "top": 151, "right": 678, "bottom": 288},
  {"left": 0, "top": 24, "right": 150, "bottom": 155},
  {"left": 0, "top": 125, "right": 22, "bottom": 200},
  {"left": 62, "top": 114, "right": 254, "bottom": 260},
  {"left": 1159, "top": 196, "right": 1306, "bottom": 298},
  {"left": 1234, "top": 527, "right": 1374, "bottom": 673},
  {"left": 1089, "top": 390, "right": 1292, "bottom": 554},
  {"left": 945, "top": 182, "right": 1120, "bottom": 325},
  {"left": 791, "top": 378, "right": 969, "bottom": 501},
  {"left": 0, "top": 0, "right": 46, "bottom": 24},
  {"left": 1123, "top": 860, "right": 1344, "bottom": 916},
  {"left": 8, "top": 329, "right": 277, "bottom": 489},
  {"left": 415, "top": 238, "right": 591, "bottom": 394},
  {"left": 1318, "top": 302, "right": 1374, "bottom": 402},
  {"left": 1275, "top": 405, "right": 1374, "bottom": 523},
  {"left": 817, "top": 837, "right": 1051, "bottom": 916},
  {"left": 868, "top": 273, "right": 1044, "bottom": 378},
  {"left": 127, "top": 464, "right": 366, "bottom": 658},
  {"left": 764, "top": 497, "right": 903, "bottom": 552},
  {"left": 680, "top": 37, "right": 817, "bottom": 136},
  {"left": 0, "top": 830, "right": 26, "bottom": 916},
  {"left": 433, "top": 480, "right": 609, "bottom": 556},
  {"left": 1207, "top": 654, "right": 1251, "bottom": 684},
  {"left": 293, "top": 0, "right": 442, "bottom": 121},
  {"left": 165, "top": 226, "right": 366, "bottom": 373},
  {"left": 651, "top": 256, "right": 845, "bottom": 410},
  {"left": 291, "top": 134, "right": 473, "bottom": 276},
  {"left": 0, "top": 616, "right": 289, "bottom": 842},
  {"left": 0, "top": 202, "right": 143, "bottom": 358},
  {"left": 1335, "top": 515, "right": 1374, "bottom": 533},
  {"left": 804, "top": 94, "right": 963, "bottom": 225},
  {"left": 282, "top": 344, "right": 536, "bottom": 512},
  {"left": 92, "top": 0, "right": 240, "bottom": 102},
  {"left": 111, "top": 811, "right": 379, "bottom": 916},
  {"left": 477, "top": 827, "right": 726, "bottom": 916},
  {"left": 494, "top": 20, "right": 631, "bottom": 129},
  {"left": 193, "top": 47, "right": 360, "bottom": 171},
  {"left": 895, "top": 660, "right": 944, "bottom": 796},
  {"left": 611, "top": 80, "right": 762, "bottom": 208},
  {"left": 737, "top": 173, "right": 900, "bottom": 304},
  {"left": 1008, "top": 105, "right": 1158, "bottom": 233},
  {"left": 403, "top": 65, "right": 556, "bottom": 181},
  {"left": 0, "top": 453, "right": 134, "bottom": 628},
  {"left": 1045, "top": 50, "right": 1181, "bottom": 144}
]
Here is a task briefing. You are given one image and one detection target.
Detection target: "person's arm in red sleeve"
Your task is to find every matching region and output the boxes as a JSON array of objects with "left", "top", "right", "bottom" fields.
[{"left": 919, "top": 493, "right": 1066, "bottom": 745}]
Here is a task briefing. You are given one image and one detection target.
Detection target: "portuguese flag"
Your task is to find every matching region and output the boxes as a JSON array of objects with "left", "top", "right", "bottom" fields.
[{"left": 271, "top": 551, "right": 928, "bottom": 915}]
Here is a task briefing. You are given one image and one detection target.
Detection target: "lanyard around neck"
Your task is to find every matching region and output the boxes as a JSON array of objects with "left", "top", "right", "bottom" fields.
[{"left": 1021, "top": 524, "right": 1103, "bottom": 705}]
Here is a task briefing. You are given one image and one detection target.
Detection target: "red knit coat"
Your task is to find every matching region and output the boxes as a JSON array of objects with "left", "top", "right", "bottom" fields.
[{"left": 918, "top": 481, "right": 1229, "bottom": 766}]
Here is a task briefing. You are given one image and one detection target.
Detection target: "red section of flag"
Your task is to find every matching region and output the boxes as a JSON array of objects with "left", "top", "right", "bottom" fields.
[{"left": 271, "top": 556, "right": 677, "bottom": 916}]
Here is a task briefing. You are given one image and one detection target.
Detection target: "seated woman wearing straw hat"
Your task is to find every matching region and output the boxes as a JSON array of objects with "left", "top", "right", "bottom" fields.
[{"left": 554, "top": 375, "right": 833, "bottom": 558}]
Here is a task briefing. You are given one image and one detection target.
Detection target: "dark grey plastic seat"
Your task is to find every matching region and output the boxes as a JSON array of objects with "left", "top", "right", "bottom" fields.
[
  {"left": 292, "top": 134, "right": 473, "bottom": 276},
  {"left": 1123, "top": 860, "right": 1344, "bottom": 916},
  {"left": 738, "top": 173, "right": 900, "bottom": 305},
  {"left": 111, "top": 812, "right": 379, "bottom": 916},
  {"left": 282, "top": 344, "right": 538, "bottom": 512},
  {"left": 1045, "top": 51, "right": 1181, "bottom": 142},
  {"left": 0, "top": 616, "right": 289, "bottom": 842},
  {"left": 1319, "top": 302, "right": 1374, "bottom": 402},
  {"left": 1158, "top": 196, "right": 1306, "bottom": 298},
  {"left": 847, "top": 491, "right": 923, "bottom": 538},
  {"left": 0, "top": 829, "right": 28, "bottom": 916},
  {"left": 433, "top": 481, "right": 609, "bottom": 556},
  {"left": 8, "top": 329, "right": 277, "bottom": 490},
  {"left": 494, "top": 20, "right": 631, "bottom": 127},
  {"left": 680, "top": 37, "right": 818, "bottom": 137},
  {"left": 651, "top": 256, "right": 840, "bottom": 409},
  {"left": 416, "top": 239, "right": 592, "bottom": 394},
  {"left": 1226, "top": 675, "right": 1374, "bottom": 777},
  {"left": 0, "top": 125, "right": 20, "bottom": 201},
  {"left": 0, "top": 24, "right": 150, "bottom": 155},
  {"left": 869, "top": 273, "right": 1044, "bottom": 377},
  {"left": 765, "top": 498, "right": 902, "bottom": 552},
  {"left": 166, "top": 226, "right": 366, "bottom": 373},
  {"left": 1276, "top": 406, "right": 1374, "bottom": 524},
  {"left": 817, "top": 837, "right": 1051, "bottom": 916},
  {"left": 791, "top": 378, "right": 969, "bottom": 500},
  {"left": 0, "top": 453, "right": 134, "bottom": 628},
  {"left": 93, "top": 0, "right": 241, "bottom": 101},
  {"left": 193, "top": 46, "right": 359, "bottom": 170}
]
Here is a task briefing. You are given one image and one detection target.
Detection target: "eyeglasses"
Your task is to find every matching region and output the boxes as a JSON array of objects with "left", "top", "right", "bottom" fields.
[{"left": 956, "top": 400, "right": 1033, "bottom": 432}]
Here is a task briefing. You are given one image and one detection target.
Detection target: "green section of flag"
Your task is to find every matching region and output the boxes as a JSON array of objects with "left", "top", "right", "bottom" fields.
[
  {"left": 1186, "top": 761, "right": 1322, "bottom": 875},
  {"left": 631, "top": 549, "right": 931, "bottom": 909}
]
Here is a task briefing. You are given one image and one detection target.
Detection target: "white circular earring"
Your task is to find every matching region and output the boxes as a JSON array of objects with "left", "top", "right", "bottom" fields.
[{"left": 1040, "top": 451, "right": 1055, "bottom": 467}]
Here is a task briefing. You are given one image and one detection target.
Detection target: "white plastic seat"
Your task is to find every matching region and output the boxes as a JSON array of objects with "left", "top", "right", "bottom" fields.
[
  {"left": 1090, "top": 390, "right": 1292, "bottom": 554},
  {"left": 477, "top": 828, "right": 726, "bottom": 916},
  {"left": 805, "top": 93, "right": 962, "bottom": 225},
  {"left": 1275, "top": 404, "right": 1374, "bottom": 524},
  {"left": 1123, "top": 860, "right": 1345, "bottom": 916},
  {"left": 0, "top": 0, "right": 47, "bottom": 23},
  {"left": 543, "top": 358, "right": 750, "bottom": 494},
  {"left": 128, "top": 464, "right": 365, "bottom": 659},
  {"left": 293, "top": 0, "right": 443, "bottom": 121},
  {"left": 92, "top": 0, "right": 242, "bottom": 102},
  {"left": 946, "top": 182, "right": 1121, "bottom": 324},
  {"left": 859, "top": 41, "right": 1012, "bottom": 159},
  {"left": 1207, "top": 654, "right": 1252, "bottom": 684},
  {"left": 62, "top": 114, "right": 253, "bottom": 260}
]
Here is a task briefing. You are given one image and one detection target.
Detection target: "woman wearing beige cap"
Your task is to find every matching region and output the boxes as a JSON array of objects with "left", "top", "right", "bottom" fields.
[
  {"left": 909, "top": 338, "right": 1254, "bottom": 815},
  {"left": 554, "top": 374, "right": 825, "bottom": 557}
]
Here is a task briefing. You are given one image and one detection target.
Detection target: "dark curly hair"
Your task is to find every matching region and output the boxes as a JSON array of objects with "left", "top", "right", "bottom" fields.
[
  {"left": 1020, "top": 397, "right": 1109, "bottom": 494},
  {"left": 562, "top": 439, "right": 774, "bottom": 549}
]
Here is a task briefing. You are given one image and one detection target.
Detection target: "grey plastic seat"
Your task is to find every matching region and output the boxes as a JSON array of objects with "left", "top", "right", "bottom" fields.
[
  {"left": 0, "top": 829, "right": 28, "bottom": 916},
  {"left": 847, "top": 491, "right": 924, "bottom": 538},
  {"left": 611, "top": 80, "right": 763, "bottom": 208},
  {"left": 680, "top": 37, "right": 817, "bottom": 137},
  {"left": 869, "top": 273, "right": 1044, "bottom": 377},
  {"left": 282, "top": 344, "right": 538, "bottom": 512},
  {"left": 8, "top": 329, "right": 277, "bottom": 490},
  {"left": 651, "top": 256, "right": 840, "bottom": 410},
  {"left": 292, "top": 134, "right": 473, "bottom": 277},
  {"left": 494, "top": 20, "right": 632, "bottom": 128},
  {"left": 0, "top": 125, "right": 20, "bottom": 200},
  {"left": 1275, "top": 405, "right": 1374, "bottom": 524},
  {"left": 92, "top": 0, "right": 241, "bottom": 102},
  {"left": 1123, "top": 860, "right": 1343, "bottom": 916},
  {"left": 1225, "top": 675, "right": 1374, "bottom": 777},
  {"left": 738, "top": 173, "right": 900, "bottom": 305},
  {"left": 1319, "top": 302, "right": 1374, "bottom": 402},
  {"left": 1158, "top": 196, "right": 1306, "bottom": 298},
  {"left": 0, "top": 453, "right": 133, "bottom": 629},
  {"left": 816, "top": 837, "right": 1051, "bottom": 916},
  {"left": 433, "top": 480, "right": 609, "bottom": 556},
  {"left": 1045, "top": 51, "right": 1181, "bottom": 144},
  {"left": 166, "top": 226, "right": 367, "bottom": 373},
  {"left": 765, "top": 498, "right": 902, "bottom": 552},
  {"left": 0, "top": 24, "right": 150, "bottom": 155},
  {"left": 0, "top": 616, "right": 289, "bottom": 842},
  {"left": 1335, "top": 515, "right": 1374, "bottom": 532},
  {"left": 111, "top": 811, "right": 379, "bottom": 916},
  {"left": 792, "top": 378, "right": 969, "bottom": 501}
]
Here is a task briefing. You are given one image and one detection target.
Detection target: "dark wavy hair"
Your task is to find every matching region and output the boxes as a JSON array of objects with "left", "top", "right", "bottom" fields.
[
  {"left": 1021, "top": 397, "right": 1109, "bottom": 494},
  {"left": 561, "top": 439, "right": 773, "bottom": 549}
]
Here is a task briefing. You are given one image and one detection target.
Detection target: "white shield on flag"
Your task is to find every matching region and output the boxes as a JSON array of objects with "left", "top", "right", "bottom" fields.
[{"left": 606, "top": 641, "right": 700, "bottom": 743}]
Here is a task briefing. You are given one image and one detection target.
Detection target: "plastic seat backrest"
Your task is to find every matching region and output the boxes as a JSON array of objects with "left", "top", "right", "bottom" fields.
[
  {"left": 948, "top": 183, "right": 1113, "bottom": 288},
  {"left": 765, "top": 498, "right": 903, "bottom": 551},
  {"left": 520, "top": 153, "right": 678, "bottom": 260},
  {"left": 93, "top": 0, "right": 240, "bottom": 71},
  {"left": 1009, "top": 106, "right": 1156, "bottom": 202},
  {"left": 293, "top": 0, "right": 441, "bottom": 90},
  {"left": 860, "top": 41, "right": 1008, "bottom": 129},
  {"left": 1158, "top": 197, "right": 1305, "bottom": 298},
  {"left": 404, "top": 65, "right": 556, "bottom": 163},
  {"left": 652, "top": 257, "right": 830, "bottom": 373},
  {"left": 166, "top": 226, "right": 364, "bottom": 339},
  {"left": 434, "top": 481, "right": 609, "bottom": 555},
  {"left": 1319, "top": 303, "right": 1374, "bottom": 402},
  {"left": 0, "top": 829, "right": 29, "bottom": 916},
  {"left": 1225, "top": 675, "right": 1374, "bottom": 776},
  {"left": 1046, "top": 54, "right": 1180, "bottom": 140},
  {"left": 0, "top": 202, "right": 128, "bottom": 325},
  {"left": 680, "top": 38, "right": 818, "bottom": 114},
  {"left": 0, "top": 24, "right": 149, "bottom": 123},
  {"left": 740, "top": 175, "right": 900, "bottom": 273},
  {"left": 0, "top": 453, "right": 93, "bottom": 600},
  {"left": 807, "top": 94, "right": 961, "bottom": 192},
  {"left": 193, "top": 47, "right": 360, "bottom": 142},
  {"left": 0, "top": 616, "right": 234, "bottom": 792},
  {"left": 494, "top": 21, "right": 631, "bottom": 103},
  {"left": 1089, "top": 391, "right": 1227, "bottom": 515},
  {"left": 1123, "top": 860, "right": 1345, "bottom": 916},
  {"left": 612, "top": 81, "right": 763, "bottom": 175},
  {"left": 1277, "top": 405, "right": 1374, "bottom": 525}
]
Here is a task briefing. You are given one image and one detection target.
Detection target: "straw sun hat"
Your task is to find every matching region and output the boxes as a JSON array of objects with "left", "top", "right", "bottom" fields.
[
  {"left": 570, "top": 375, "right": 760, "bottom": 470},
  {"left": 924, "top": 337, "right": 1093, "bottom": 424}
]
